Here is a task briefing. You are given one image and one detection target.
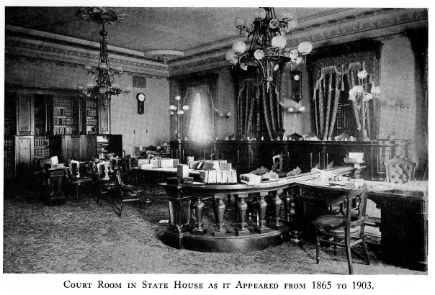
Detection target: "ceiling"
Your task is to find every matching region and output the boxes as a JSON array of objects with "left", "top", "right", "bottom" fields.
[{"left": 5, "top": 6, "right": 339, "bottom": 55}]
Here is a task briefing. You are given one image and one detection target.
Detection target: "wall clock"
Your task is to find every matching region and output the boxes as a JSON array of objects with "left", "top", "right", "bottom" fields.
[{"left": 136, "top": 93, "right": 146, "bottom": 114}]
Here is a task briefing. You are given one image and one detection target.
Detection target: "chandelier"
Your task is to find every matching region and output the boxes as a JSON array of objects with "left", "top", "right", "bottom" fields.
[
  {"left": 76, "top": 7, "right": 131, "bottom": 109},
  {"left": 226, "top": 7, "right": 313, "bottom": 87}
]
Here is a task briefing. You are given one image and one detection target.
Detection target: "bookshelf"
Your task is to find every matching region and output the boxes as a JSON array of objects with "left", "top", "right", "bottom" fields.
[
  {"left": 34, "top": 136, "right": 50, "bottom": 158},
  {"left": 85, "top": 99, "right": 98, "bottom": 134},
  {"left": 52, "top": 97, "right": 79, "bottom": 135}
]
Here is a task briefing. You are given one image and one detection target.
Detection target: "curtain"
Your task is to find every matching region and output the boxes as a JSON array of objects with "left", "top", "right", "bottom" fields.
[
  {"left": 236, "top": 76, "right": 284, "bottom": 140},
  {"left": 184, "top": 85, "right": 215, "bottom": 143},
  {"left": 311, "top": 51, "right": 381, "bottom": 140}
]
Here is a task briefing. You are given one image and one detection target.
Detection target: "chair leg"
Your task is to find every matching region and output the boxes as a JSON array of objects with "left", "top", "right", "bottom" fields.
[
  {"left": 316, "top": 234, "right": 320, "bottom": 264},
  {"left": 345, "top": 225, "right": 353, "bottom": 275},
  {"left": 76, "top": 185, "right": 79, "bottom": 200},
  {"left": 361, "top": 230, "right": 371, "bottom": 265},
  {"left": 333, "top": 238, "right": 337, "bottom": 256}
]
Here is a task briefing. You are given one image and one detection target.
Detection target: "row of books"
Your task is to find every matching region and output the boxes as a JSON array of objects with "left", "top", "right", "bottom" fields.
[
  {"left": 53, "top": 99, "right": 76, "bottom": 107},
  {"left": 53, "top": 126, "right": 78, "bottom": 135},
  {"left": 54, "top": 118, "right": 78, "bottom": 125},
  {"left": 138, "top": 158, "right": 180, "bottom": 169},
  {"left": 53, "top": 108, "right": 75, "bottom": 116},
  {"left": 34, "top": 148, "right": 50, "bottom": 157},
  {"left": 87, "top": 118, "right": 98, "bottom": 126},
  {"left": 87, "top": 109, "right": 97, "bottom": 117},
  {"left": 199, "top": 169, "right": 238, "bottom": 184},
  {"left": 86, "top": 101, "right": 97, "bottom": 108},
  {"left": 34, "top": 137, "right": 49, "bottom": 146}
]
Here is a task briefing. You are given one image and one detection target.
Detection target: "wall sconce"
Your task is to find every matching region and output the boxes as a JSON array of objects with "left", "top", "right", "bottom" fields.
[
  {"left": 218, "top": 111, "right": 232, "bottom": 119},
  {"left": 288, "top": 106, "right": 306, "bottom": 115}
]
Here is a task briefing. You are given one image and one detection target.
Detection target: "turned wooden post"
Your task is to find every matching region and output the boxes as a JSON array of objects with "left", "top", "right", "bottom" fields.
[
  {"left": 283, "top": 188, "right": 292, "bottom": 223},
  {"left": 192, "top": 193, "right": 206, "bottom": 234},
  {"left": 213, "top": 193, "right": 227, "bottom": 236},
  {"left": 255, "top": 191, "right": 270, "bottom": 233},
  {"left": 236, "top": 193, "right": 250, "bottom": 236},
  {"left": 270, "top": 189, "right": 283, "bottom": 229}
]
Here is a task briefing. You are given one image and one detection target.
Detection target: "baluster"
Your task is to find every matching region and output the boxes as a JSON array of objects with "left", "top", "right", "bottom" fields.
[
  {"left": 213, "top": 193, "right": 226, "bottom": 236},
  {"left": 283, "top": 188, "right": 292, "bottom": 223},
  {"left": 255, "top": 192, "right": 270, "bottom": 233},
  {"left": 270, "top": 189, "right": 283, "bottom": 229},
  {"left": 236, "top": 193, "right": 250, "bottom": 236},
  {"left": 192, "top": 194, "right": 206, "bottom": 235}
]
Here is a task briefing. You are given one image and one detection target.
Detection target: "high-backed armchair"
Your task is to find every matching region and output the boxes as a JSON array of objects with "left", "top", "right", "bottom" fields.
[{"left": 384, "top": 157, "right": 416, "bottom": 184}]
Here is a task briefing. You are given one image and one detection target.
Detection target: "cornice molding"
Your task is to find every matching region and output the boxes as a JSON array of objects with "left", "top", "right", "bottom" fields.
[
  {"left": 169, "top": 8, "right": 427, "bottom": 76},
  {"left": 4, "top": 8, "right": 427, "bottom": 78},
  {"left": 5, "top": 35, "right": 169, "bottom": 79}
]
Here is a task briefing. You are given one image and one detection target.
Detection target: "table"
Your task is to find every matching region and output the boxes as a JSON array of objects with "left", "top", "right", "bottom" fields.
[
  {"left": 129, "top": 167, "right": 200, "bottom": 196},
  {"left": 159, "top": 166, "right": 356, "bottom": 252},
  {"left": 293, "top": 179, "right": 428, "bottom": 271}
]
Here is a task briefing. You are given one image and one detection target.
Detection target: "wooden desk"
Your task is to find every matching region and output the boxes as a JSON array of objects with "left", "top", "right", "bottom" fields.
[
  {"left": 42, "top": 166, "right": 69, "bottom": 206},
  {"left": 159, "top": 166, "right": 356, "bottom": 252},
  {"left": 294, "top": 180, "right": 428, "bottom": 271}
]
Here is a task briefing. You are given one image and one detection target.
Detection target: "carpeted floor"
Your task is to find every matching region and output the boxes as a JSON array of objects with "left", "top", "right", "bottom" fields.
[{"left": 3, "top": 185, "right": 426, "bottom": 275}]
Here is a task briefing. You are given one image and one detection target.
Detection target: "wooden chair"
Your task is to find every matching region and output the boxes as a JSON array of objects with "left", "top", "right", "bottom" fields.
[
  {"left": 66, "top": 160, "right": 94, "bottom": 199},
  {"left": 95, "top": 161, "right": 121, "bottom": 206},
  {"left": 115, "top": 171, "right": 146, "bottom": 216},
  {"left": 272, "top": 154, "right": 290, "bottom": 177},
  {"left": 384, "top": 157, "right": 416, "bottom": 184},
  {"left": 313, "top": 184, "right": 370, "bottom": 275}
]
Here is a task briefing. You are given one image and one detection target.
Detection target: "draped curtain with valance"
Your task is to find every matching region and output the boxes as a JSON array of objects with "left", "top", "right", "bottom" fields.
[
  {"left": 178, "top": 75, "right": 218, "bottom": 142},
  {"left": 236, "top": 75, "right": 284, "bottom": 140},
  {"left": 311, "top": 51, "right": 381, "bottom": 140}
]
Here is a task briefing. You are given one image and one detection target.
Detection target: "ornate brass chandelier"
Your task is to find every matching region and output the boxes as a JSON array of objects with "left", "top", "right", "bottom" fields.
[
  {"left": 226, "top": 7, "right": 313, "bottom": 87},
  {"left": 76, "top": 7, "right": 131, "bottom": 109}
]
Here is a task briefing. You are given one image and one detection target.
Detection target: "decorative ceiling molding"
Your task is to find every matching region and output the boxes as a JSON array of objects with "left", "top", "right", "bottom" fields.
[
  {"left": 169, "top": 8, "right": 427, "bottom": 76},
  {"left": 5, "top": 34, "right": 169, "bottom": 78},
  {"left": 4, "top": 8, "right": 428, "bottom": 78}
]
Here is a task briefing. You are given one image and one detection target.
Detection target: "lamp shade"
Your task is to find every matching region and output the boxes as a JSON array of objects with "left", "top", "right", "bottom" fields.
[
  {"left": 232, "top": 41, "right": 247, "bottom": 54},
  {"left": 182, "top": 105, "right": 189, "bottom": 111},
  {"left": 169, "top": 105, "right": 177, "bottom": 111},
  {"left": 226, "top": 50, "right": 238, "bottom": 62},
  {"left": 287, "top": 19, "right": 299, "bottom": 30},
  {"left": 254, "top": 8, "right": 267, "bottom": 19},
  {"left": 175, "top": 95, "right": 181, "bottom": 101},
  {"left": 281, "top": 10, "right": 294, "bottom": 21},
  {"left": 234, "top": 17, "right": 246, "bottom": 28},
  {"left": 297, "top": 42, "right": 313, "bottom": 55},
  {"left": 357, "top": 70, "right": 368, "bottom": 79},
  {"left": 271, "top": 35, "right": 287, "bottom": 49},
  {"left": 371, "top": 86, "right": 381, "bottom": 95}
]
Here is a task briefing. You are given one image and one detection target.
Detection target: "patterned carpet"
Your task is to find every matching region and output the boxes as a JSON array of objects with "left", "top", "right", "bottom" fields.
[{"left": 3, "top": 185, "right": 426, "bottom": 275}]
